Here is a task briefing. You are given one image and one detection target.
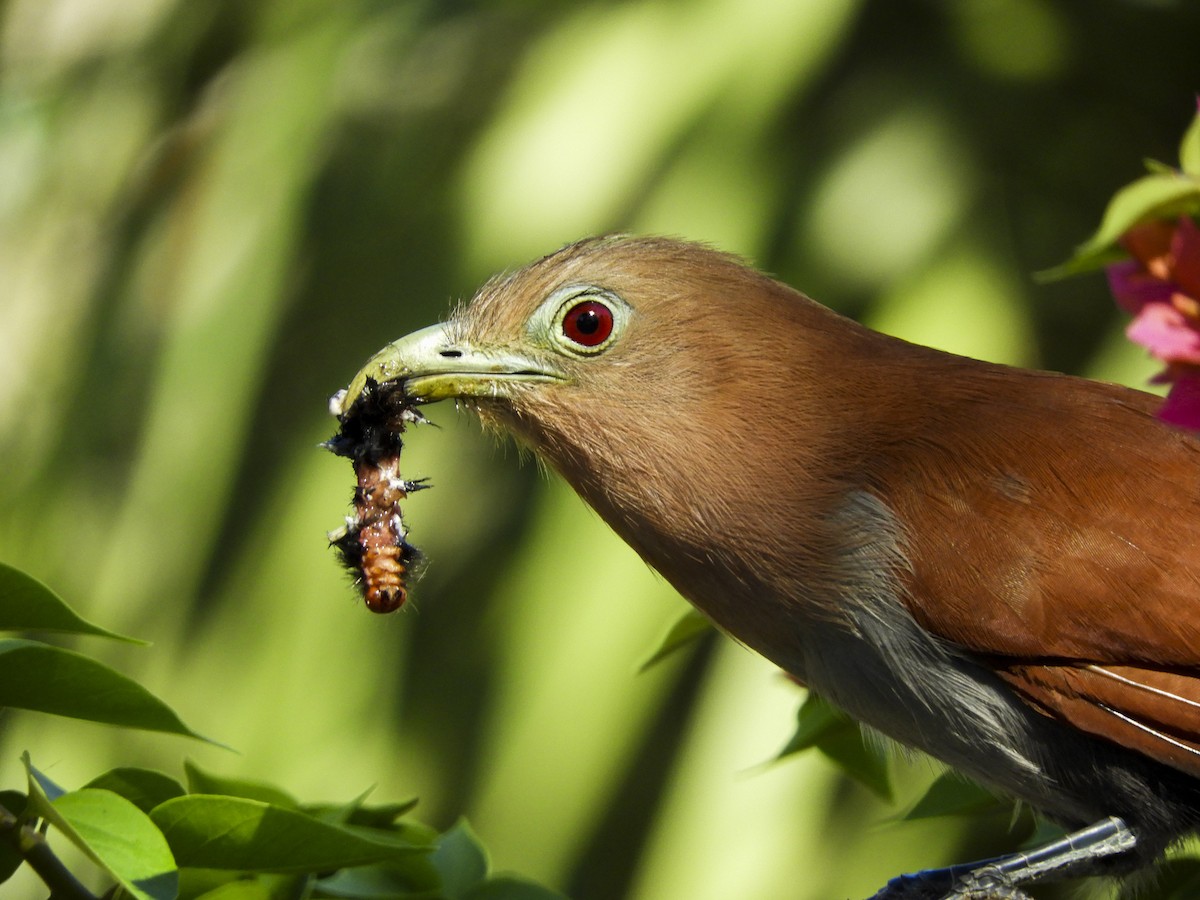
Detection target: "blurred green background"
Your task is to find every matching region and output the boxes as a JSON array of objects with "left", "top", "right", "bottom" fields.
[{"left": 1, "top": 0, "right": 1197, "bottom": 897}]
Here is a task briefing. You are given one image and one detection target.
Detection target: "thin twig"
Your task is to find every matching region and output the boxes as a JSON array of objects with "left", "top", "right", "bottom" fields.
[{"left": 0, "top": 803, "right": 98, "bottom": 900}]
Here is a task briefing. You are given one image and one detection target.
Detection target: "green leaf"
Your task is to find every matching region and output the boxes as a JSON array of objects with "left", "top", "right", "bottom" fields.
[
  {"left": 1146, "top": 158, "right": 1179, "bottom": 176},
  {"left": 433, "top": 819, "right": 488, "bottom": 898},
  {"left": 184, "top": 760, "right": 299, "bottom": 809},
  {"left": 904, "top": 773, "right": 1003, "bottom": 820},
  {"left": 315, "top": 860, "right": 443, "bottom": 898},
  {"left": 195, "top": 883, "right": 274, "bottom": 900},
  {"left": 638, "top": 609, "right": 712, "bottom": 673},
  {"left": 177, "top": 867, "right": 248, "bottom": 899},
  {"left": 24, "top": 759, "right": 178, "bottom": 900},
  {"left": 54, "top": 790, "right": 178, "bottom": 900},
  {"left": 1036, "top": 244, "right": 1127, "bottom": 282},
  {"left": 776, "top": 692, "right": 848, "bottom": 757},
  {"left": 151, "top": 795, "right": 430, "bottom": 874},
  {"left": 0, "top": 561, "right": 143, "bottom": 643},
  {"left": 1046, "top": 172, "right": 1200, "bottom": 278},
  {"left": 462, "top": 877, "right": 569, "bottom": 900},
  {"left": 777, "top": 694, "right": 891, "bottom": 800},
  {"left": 0, "top": 638, "right": 210, "bottom": 740},
  {"left": 302, "top": 791, "right": 436, "bottom": 859},
  {"left": 25, "top": 757, "right": 66, "bottom": 801},
  {"left": 302, "top": 792, "right": 436, "bottom": 857},
  {"left": 1180, "top": 104, "right": 1200, "bottom": 178},
  {"left": 85, "top": 768, "right": 186, "bottom": 814},
  {"left": 305, "top": 798, "right": 421, "bottom": 829},
  {"left": 1085, "top": 172, "right": 1200, "bottom": 249},
  {"left": 815, "top": 725, "right": 892, "bottom": 801}
]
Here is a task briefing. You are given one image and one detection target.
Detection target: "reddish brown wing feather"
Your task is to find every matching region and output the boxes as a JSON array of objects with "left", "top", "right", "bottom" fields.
[
  {"left": 995, "top": 663, "right": 1200, "bottom": 776},
  {"left": 879, "top": 359, "right": 1200, "bottom": 774}
]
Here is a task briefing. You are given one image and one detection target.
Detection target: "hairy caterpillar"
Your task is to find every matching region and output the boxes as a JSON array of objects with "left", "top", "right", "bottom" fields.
[{"left": 325, "top": 379, "right": 428, "bottom": 613}]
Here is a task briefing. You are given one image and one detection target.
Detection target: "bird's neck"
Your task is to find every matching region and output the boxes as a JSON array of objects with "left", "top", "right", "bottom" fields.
[{"left": 495, "top": 331, "right": 927, "bottom": 672}]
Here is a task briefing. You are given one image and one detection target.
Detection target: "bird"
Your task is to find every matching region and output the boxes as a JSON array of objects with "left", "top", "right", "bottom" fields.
[{"left": 332, "top": 235, "right": 1200, "bottom": 899}]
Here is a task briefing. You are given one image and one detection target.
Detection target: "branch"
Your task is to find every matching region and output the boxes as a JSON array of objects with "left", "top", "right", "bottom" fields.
[{"left": 0, "top": 803, "right": 97, "bottom": 900}]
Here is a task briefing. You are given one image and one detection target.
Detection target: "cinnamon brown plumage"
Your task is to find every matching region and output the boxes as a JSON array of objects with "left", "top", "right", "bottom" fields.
[{"left": 335, "top": 235, "right": 1200, "bottom": 895}]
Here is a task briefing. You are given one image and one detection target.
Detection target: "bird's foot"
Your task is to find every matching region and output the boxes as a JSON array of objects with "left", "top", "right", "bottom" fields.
[
  {"left": 939, "top": 866, "right": 1033, "bottom": 899},
  {"left": 866, "top": 816, "right": 1136, "bottom": 900},
  {"left": 865, "top": 867, "right": 1020, "bottom": 900}
]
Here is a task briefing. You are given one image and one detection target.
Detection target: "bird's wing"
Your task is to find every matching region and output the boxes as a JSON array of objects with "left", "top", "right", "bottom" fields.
[
  {"left": 994, "top": 662, "right": 1200, "bottom": 776},
  {"left": 881, "top": 371, "right": 1200, "bottom": 774}
]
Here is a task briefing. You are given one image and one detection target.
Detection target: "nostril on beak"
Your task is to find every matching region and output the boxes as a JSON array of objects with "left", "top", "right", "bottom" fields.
[{"left": 440, "top": 349, "right": 463, "bottom": 358}]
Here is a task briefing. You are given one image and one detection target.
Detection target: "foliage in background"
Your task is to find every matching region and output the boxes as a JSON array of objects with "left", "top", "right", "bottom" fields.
[
  {"left": 0, "top": 562, "right": 561, "bottom": 899},
  {"left": 2, "top": 1, "right": 1199, "bottom": 898}
]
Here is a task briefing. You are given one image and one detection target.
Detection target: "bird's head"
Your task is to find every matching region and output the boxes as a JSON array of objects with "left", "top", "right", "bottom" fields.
[
  {"left": 331, "top": 235, "right": 903, "bottom": 642},
  {"left": 334, "top": 236, "right": 874, "bottom": 495}
]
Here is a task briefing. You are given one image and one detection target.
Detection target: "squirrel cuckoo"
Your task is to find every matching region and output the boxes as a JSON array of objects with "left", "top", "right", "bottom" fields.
[{"left": 332, "top": 236, "right": 1200, "bottom": 899}]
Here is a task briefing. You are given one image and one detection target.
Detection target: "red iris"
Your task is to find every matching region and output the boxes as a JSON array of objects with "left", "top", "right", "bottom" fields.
[{"left": 561, "top": 300, "right": 614, "bottom": 347}]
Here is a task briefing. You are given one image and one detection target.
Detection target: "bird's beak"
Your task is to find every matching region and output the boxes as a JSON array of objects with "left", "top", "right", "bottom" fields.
[{"left": 331, "top": 322, "right": 564, "bottom": 417}]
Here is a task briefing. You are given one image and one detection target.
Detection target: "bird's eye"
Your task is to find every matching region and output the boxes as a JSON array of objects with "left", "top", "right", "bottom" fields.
[
  {"left": 538, "top": 286, "right": 628, "bottom": 356},
  {"left": 561, "top": 300, "right": 614, "bottom": 348}
]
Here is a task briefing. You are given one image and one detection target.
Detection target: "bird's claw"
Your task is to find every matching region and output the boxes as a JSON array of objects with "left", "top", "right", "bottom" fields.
[
  {"left": 865, "top": 867, "right": 1032, "bottom": 900},
  {"left": 940, "top": 867, "right": 1033, "bottom": 900}
]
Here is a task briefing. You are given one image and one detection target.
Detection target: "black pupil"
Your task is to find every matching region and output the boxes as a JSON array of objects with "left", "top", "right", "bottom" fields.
[{"left": 575, "top": 309, "right": 600, "bottom": 334}]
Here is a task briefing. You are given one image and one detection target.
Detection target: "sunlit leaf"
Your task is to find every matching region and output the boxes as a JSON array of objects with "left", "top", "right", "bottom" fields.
[
  {"left": 194, "top": 882, "right": 274, "bottom": 900},
  {"left": 433, "top": 819, "right": 488, "bottom": 898},
  {"left": 85, "top": 768, "right": 186, "bottom": 815},
  {"left": 904, "top": 773, "right": 1003, "bottom": 820},
  {"left": 54, "top": 790, "right": 178, "bottom": 900},
  {"left": 23, "top": 759, "right": 177, "bottom": 900},
  {"left": 184, "top": 760, "right": 298, "bottom": 809},
  {"left": 151, "top": 795, "right": 430, "bottom": 873},
  {"left": 1180, "top": 106, "right": 1200, "bottom": 178},
  {"left": 0, "top": 639, "right": 209, "bottom": 740},
  {"left": 1046, "top": 172, "right": 1200, "bottom": 278},
  {"left": 0, "top": 562, "right": 143, "bottom": 643},
  {"left": 638, "top": 609, "right": 712, "bottom": 673},
  {"left": 1085, "top": 172, "right": 1200, "bottom": 248}
]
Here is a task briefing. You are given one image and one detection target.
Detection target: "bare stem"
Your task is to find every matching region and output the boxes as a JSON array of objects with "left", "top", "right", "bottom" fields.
[{"left": 0, "top": 803, "right": 97, "bottom": 900}]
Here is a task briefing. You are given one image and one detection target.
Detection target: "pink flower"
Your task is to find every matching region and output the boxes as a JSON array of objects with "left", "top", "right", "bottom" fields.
[
  {"left": 1126, "top": 302, "right": 1200, "bottom": 364},
  {"left": 1106, "top": 258, "right": 1173, "bottom": 314},
  {"left": 1106, "top": 216, "right": 1200, "bottom": 429},
  {"left": 1157, "top": 368, "right": 1200, "bottom": 430}
]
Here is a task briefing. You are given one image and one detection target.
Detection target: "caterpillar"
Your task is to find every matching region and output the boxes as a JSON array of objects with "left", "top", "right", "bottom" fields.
[{"left": 325, "top": 378, "right": 429, "bottom": 613}]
